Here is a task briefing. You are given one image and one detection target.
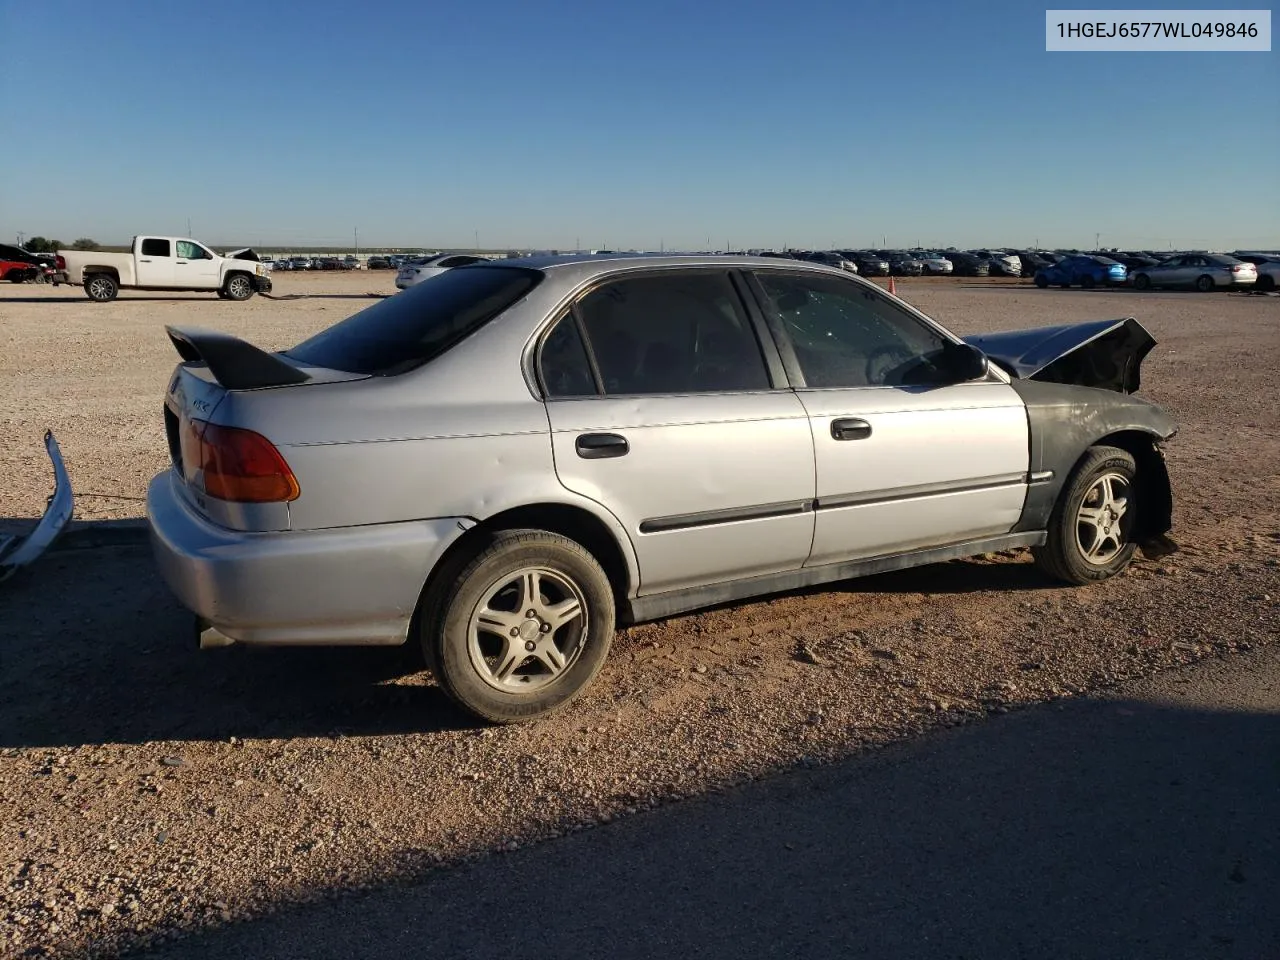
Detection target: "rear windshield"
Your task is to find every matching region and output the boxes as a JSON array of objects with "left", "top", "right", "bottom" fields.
[{"left": 284, "top": 266, "right": 543, "bottom": 375}]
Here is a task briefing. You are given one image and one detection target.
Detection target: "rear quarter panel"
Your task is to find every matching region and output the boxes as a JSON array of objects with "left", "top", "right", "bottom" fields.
[{"left": 59, "top": 250, "right": 135, "bottom": 285}]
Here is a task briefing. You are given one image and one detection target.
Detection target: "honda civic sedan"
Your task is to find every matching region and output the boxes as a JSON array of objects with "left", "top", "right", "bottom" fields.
[{"left": 148, "top": 255, "right": 1176, "bottom": 723}]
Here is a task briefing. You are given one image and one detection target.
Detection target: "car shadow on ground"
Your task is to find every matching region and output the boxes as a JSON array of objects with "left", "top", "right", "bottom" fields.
[
  {"left": 139, "top": 657, "right": 1280, "bottom": 960},
  {"left": 1, "top": 524, "right": 1061, "bottom": 750},
  {"left": 0, "top": 540, "right": 480, "bottom": 750}
]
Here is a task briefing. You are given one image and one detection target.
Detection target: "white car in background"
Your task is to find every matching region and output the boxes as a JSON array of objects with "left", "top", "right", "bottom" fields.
[
  {"left": 914, "top": 251, "right": 954, "bottom": 275},
  {"left": 395, "top": 253, "right": 490, "bottom": 290}
]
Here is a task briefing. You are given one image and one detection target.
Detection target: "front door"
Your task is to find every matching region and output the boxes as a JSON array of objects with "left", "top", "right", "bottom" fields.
[
  {"left": 135, "top": 237, "right": 175, "bottom": 286},
  {"left": 540, "top": 269, "right": 816, "bottom": 596},
  {"left": 746, "top": 269, "right": 1029, "bottom": 566},
  {"left": 173, "top": 240, "right": 220, "bottom": 288}
]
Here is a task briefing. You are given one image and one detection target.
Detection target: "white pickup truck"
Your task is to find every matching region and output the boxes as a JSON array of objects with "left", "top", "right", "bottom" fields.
[{"left": 58, "top": 236, "right": 273, "bottom": 302}]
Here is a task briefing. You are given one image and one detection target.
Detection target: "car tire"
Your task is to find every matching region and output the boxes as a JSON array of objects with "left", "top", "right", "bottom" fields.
[
  {"left": 1194, "top": 274, "right": 1215, "bottom": 293},
  {"left": 1033, "top": 445, "right": 1139, "bottom": 586},
  {"left": 421, "top": 529, "right": 616, "bottom": 724},
  {"left": 1257, "top": 274, "right": 1276, "bottom": 292},
  {"left": 84, "top": 273, "right": 118, "bottom": 302},
  {"left": 1080, "top": 274, "right": 1096, "bottom": 289},
  {"left": 1133, "top": 273, "right": 1151, "bottom": 291},
  {"left": 224, "top": 273, "right": 254, "bottom": 301},
  {"left": 1034, "top": 275, "right": 1049, "bottom": 288}
]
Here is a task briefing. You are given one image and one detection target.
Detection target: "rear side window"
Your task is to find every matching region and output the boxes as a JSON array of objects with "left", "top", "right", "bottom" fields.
[
  {"left": 141, "top": 238, "right": 171, "bottom": 257},
  {"left": 540, "top": 315, "right": 598, "bottom": 397},
  {"left": 284, "top": 266, "right": 542, "bottom": 375},
  {"left": 572, "top": 272, "right": 770, "bottom": 395}
]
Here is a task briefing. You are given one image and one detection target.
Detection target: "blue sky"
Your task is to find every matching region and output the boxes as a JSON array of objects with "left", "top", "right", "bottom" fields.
[{"left": 1, "top": 0, "right": 1275, "bottom": 250}]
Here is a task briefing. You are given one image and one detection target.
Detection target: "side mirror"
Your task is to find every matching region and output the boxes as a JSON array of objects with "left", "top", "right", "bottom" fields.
[{"left": 941, "top": 342, "right": 989, "bottom": 382}]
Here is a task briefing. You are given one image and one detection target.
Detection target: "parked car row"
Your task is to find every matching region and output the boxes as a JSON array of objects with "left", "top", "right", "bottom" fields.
[
  {"left": 265, "top": 255, "right": 361, "bottom": 272},
  {"left": 735, "top": 247, "right": 1279, "bottom": 292}
]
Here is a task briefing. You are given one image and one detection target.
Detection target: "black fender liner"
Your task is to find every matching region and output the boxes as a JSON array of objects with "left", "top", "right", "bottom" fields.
[{"left": 1010, "top": 380, "right": 1176, "bottom": 542}]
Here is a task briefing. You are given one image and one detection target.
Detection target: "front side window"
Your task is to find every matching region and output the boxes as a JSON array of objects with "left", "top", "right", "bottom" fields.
[
  {"left": 573, "top": 272, "right": 770, "bottom": 395},
  {"left": 753, "top": 272, "right": 952, "bottom": 388},
  {"left": 175, "top": 240, "right": 210, "bottom": 260},
  {"left": 140, "top": 238, "right": 171, "bottom": 257}
]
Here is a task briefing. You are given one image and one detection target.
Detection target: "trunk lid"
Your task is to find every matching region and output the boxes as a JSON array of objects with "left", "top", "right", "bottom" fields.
[{"left": 963, "top": 317, "right": 1156, "bottom": 394}]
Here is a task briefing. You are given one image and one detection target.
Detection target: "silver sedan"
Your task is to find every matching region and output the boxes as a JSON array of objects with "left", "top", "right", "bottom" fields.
[
  {"left": 147, "top": 255, "right": 1176, "bottom": 723},
  {"left": 394, "top": 253, "right": 490, "bottom": 289},
  {"left": 1130, "top": 253, "right": 1257, "bottom": 291}
]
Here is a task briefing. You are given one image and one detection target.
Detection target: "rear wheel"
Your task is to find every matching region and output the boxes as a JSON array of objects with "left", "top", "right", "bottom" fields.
[
  {"left": 1034, "top": 445, "right": 1139, "bottom": 585},
  {"left": 1034, "top": 274, "right": 1049, "bottom": 288},
  {"left": 1080, "top": 274, "right": 1096, "bottom": 289},
  {"left": 1257, "top": 274, "right": 1276, "bottom": 292},
  {"left": 224, "top": 274, "right": 254, "bottom": 301},
  {"left": 1195, "top": 274, "right": 1215, "bottom": 293},
  {"left": 1133, "top": 273, "right": 1151, "bottom": 291},
  {"left": 421, "top": 529, "right": 616, "bottom": 723},
  {"left": 84, "top": 274, "right": 118, "bottom": 302}
]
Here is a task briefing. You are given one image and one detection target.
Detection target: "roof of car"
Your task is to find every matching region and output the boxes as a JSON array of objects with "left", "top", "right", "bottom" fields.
[{"left": 473, "top": 252, "right": 844, "bottom": 275}]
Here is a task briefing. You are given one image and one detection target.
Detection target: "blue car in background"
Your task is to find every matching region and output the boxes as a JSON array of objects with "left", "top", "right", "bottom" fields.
[{"left": 1034, "top": 255, "right": 1128, "bottom": 289}]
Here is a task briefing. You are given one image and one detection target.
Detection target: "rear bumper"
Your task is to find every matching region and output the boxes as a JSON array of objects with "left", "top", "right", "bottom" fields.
[{"left": 146, "top": 471, "right": 467, "bottom": 645}]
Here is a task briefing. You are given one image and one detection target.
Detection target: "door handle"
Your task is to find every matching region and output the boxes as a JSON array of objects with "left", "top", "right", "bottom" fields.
[
  {"left": 139, "top": 259, "right": 152, "bottom": 263},
  {"left": 831, "top": 418, "right": 872, "bottom": 441},
  {"left": 176, "top": 260, "right": 188, "bottom": 264},
  {"left": 576, "top": 433, "right": 629, "bottom": 459}
]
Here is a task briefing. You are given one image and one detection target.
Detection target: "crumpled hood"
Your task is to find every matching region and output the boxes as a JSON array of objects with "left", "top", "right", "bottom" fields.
[{"left": 963, "top": 317, "right": 1156, "bottom": 394}]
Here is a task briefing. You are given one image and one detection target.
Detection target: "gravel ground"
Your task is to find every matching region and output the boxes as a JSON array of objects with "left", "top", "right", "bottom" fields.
[{"left": 1, "top": 273, "right": 1277, "bottom": 958}]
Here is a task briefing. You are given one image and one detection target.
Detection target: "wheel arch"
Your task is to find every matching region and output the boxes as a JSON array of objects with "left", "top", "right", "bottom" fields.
[
  {"left": 1090, "top": 429, "right": 1173, "bottom": 541},
  {"left": 412, "top": 499, "right": 639, "bottom": 638},
  {"left": 83, "top": 266, "right": 121, "bottom": 282}
]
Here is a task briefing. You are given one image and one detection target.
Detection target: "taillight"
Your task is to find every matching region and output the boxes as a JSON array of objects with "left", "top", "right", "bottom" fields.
[
  {"left": 55, "top": 255, "right": 66, "bottom": 270},
  {"left": 180, "top": 419, "right": 300, "bottom": 503}
]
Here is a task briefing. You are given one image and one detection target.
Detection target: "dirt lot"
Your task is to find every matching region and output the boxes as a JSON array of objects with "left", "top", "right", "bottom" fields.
[{"left": 1, "top": 272, "right": 1277, "bottom": 958}]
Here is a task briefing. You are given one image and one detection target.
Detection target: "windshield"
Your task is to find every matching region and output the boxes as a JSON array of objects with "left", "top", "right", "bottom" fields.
[{"left": 284, "top": 266, "right": 543, "bottom": 375}]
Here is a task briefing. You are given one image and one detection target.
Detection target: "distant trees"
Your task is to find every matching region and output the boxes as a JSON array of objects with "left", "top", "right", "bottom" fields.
[
  {"left": 24, "top": 236, "right": 55, "bottom": 253},
  {"left": 70, "top": 238, "right": 100, "bottom": 251}
]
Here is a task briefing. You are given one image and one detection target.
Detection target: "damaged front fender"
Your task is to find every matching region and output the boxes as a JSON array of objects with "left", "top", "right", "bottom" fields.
[{"left": 0, "top": 431, "right": 75, "bottom": 583}]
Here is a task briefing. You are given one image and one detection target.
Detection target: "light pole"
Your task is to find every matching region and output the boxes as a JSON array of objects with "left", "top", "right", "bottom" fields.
[{"left": 354, "top": 227, "right": 359, "bottom": 257}]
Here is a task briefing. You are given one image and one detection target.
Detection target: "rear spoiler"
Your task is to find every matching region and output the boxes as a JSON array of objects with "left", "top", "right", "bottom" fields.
[{"left": 165, "top": 325, "right": 311, "bottom": 390}]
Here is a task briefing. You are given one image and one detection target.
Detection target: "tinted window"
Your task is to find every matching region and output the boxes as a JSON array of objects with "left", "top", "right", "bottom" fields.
[
  {"left": 540, "top": 315, "right": 598, "bottom": 398},
  {"left": 140, "top": 238, "right": 171, "bottom": 257},
  {"left": 755, "top": 272, "right": 952, "bottom": 388},
  {"left": 285, "top": 266, "right": 542, "bottom": 375},
  {"left": 575, "top": 272, "right": 769, "bottom": 395},
  {"left": 176, "top": 240, "right": 210, "bottom": 259}
]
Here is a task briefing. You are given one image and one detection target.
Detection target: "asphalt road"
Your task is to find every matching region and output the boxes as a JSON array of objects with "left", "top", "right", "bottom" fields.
[{"left": 134, "top": 644, "right": 1280, "bottom": 960}]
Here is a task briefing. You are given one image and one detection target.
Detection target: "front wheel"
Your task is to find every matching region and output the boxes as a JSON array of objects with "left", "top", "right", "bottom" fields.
[
  {"left": 1034, "top": 274, "right": 1049, "bottom": 288},
  {"left": 224, "top": 274, "right": 254, "bottom": 301},
  {"left": 1080, "top": 274, "right": 1096, "bottom": 289},
  {"left": 1257, "top": 274, "right": 1276, "bottom": 292},
  {"left": 1195, "top": 274, "right": 1215, "bottom": 293},
  {"left": 421, "top": 530, "right": 616, "bottom": 723},
  {"left": 1034, "top": 445, "right": 1138, "bottom": 585},
  {"left": 84, "top": 273, "right": 118, "bottom": 302},
  {"left": 1132, "top": 273, "right": 1151, "bottom": 291}
]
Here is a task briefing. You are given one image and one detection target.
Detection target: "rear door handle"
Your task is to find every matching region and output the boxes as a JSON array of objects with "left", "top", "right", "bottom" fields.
[
  {"left": 576, "top": 433, "right": 629, "bottom": 459},
  {"left": 831, "top": 418, "right": 872, "bottom": 441}
]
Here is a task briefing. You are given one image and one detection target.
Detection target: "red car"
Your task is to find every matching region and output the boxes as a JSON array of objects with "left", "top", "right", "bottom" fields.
[{"left": 0, "top": 244, "right": 55, "bottom": 283}]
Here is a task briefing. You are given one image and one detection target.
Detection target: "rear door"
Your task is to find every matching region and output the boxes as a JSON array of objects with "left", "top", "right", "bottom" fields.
[
  {"left": 540, "top": 268, "right": 816, "bottom": 596},
  {"left": 136, "top": 237, "right": 175, "bottom": 286},
  {"left": 745, "top": 269, "right": 1029, "bottom": 566},
  {"left": 173, "top": 240, "right": 220, "bottom": 288}
]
